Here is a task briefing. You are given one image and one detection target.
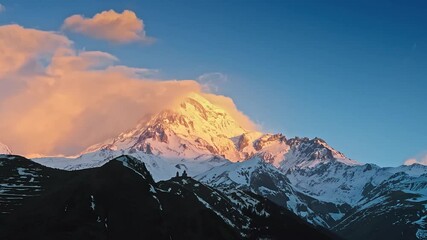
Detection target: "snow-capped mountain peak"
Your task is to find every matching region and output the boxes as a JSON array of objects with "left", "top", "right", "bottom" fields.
[
  {"left": 81, "top": 92, "right": 361, "bottom": 168},
  {"left": 280, "top": 137, "right": 359, "bottom": 170},
  {"left": 149, "top": 92, "right": 249, "bottom": 141},
  {"left": 83, "top": 92, "right": 260, "bottom": 161}
]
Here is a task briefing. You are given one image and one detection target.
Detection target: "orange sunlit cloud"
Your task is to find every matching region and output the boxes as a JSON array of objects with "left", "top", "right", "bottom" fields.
[
  {"left": 404, "top": 154, "right": 427, "bottom": 165},
  {"left": 202, "top": 93, "right": 258, "bottom": 131},
  {"left": 0, "top": 24, "right": 71, "bottom": 76},
  {"left": 62, "top": 10, "right": 152, "bottom": 43},
  {"left": 0, "top": 24, "right": 256, "bottom": 157}
]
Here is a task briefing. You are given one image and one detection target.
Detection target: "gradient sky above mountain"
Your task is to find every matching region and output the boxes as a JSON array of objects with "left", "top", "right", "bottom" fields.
[{"left": 0, "top": 0, "right": 426, "bottom": 166}]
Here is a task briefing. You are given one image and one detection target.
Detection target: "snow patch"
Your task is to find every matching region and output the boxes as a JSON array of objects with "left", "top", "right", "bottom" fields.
[{"left": 90, "top": 195, "right": 95, "bottom": 211}]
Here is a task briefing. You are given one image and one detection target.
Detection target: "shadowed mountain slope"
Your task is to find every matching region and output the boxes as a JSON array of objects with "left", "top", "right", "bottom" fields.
[{"left": 0, "top": 155, "right": 337, "bottom": 240}]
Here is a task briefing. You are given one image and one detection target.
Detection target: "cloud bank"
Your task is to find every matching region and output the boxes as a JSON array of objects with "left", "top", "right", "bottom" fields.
[
  {"left": 62, "top": 10, "right": 151, "bottom": 43},
  {"left": 0, "top": 24, "right": 256, "bottom": 156}
]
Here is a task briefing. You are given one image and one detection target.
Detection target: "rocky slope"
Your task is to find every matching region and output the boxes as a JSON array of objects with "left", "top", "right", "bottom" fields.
[
  {"left": 0, "top": 155, "right": 63, "bottom": 219},
  {"left": 197, "top": 153, "right": 427, "bottom": 239}
]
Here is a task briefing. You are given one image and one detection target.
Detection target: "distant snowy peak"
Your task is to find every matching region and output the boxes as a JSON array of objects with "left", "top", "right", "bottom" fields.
[
  {"left": 0, "top": 142, "right": 12, "bottom": 155},
  {"left": 83, "top": 92, "right": 260, "bottom": 161},
  {"left": 141, "top": 92, "right": 249, "bottom": 140},
  {"left": 281, "top": 137, "right": 359, "bottom": 170},
  {"left": 82, "top": 92, "right": 360, "bottom": 167},
  {"left": 248, "top": 135, "right": 359, "bottom": 170},
  {"left": 175, "top": 92, "right": 248, "bottom": 137}
]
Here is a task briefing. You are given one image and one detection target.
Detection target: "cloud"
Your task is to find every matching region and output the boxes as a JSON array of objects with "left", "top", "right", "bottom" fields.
[
  {"left": 404, "top": 154, "right": 427, "bottom": 166},
  {"left": 0, "top": 24, "right": 257, "bottom": 157},
  {"left": 0, "top": 4, "right": 5, "bottom": 13},
  {"left": 202, "top": 93, "right": 257, "bottom": 131},
  {"left": 0, "top": 24, "right": 71, "bottom": 76},
  {"left": 62, "top": 10, "right": 152, "bottom": 43},
  {"left": 197, "top": 72, "right": 228, "bottom": 93}
]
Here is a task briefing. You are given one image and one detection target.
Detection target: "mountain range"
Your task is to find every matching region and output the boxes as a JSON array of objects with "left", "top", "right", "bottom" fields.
[
  {"left": 0, "top": 154, "right": 337, "bottom": 240},
  {"left": 1, "top": 92, "right": 426, "bottom": 239}
]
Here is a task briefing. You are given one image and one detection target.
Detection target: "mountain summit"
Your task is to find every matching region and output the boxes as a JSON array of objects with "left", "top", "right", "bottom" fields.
[
  {"left": 82, "top": 93, "right": 356, "bottom": 168},
  {"left": 84, "top": 93, "right": 262, "bottom": 161}
]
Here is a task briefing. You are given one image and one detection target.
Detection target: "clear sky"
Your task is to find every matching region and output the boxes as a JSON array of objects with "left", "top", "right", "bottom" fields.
[{"left": 0, "top": 0, "right": 426, "bottom": 166}]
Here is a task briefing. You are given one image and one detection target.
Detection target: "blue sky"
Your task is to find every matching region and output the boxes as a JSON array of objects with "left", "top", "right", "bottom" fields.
[{"left": 0, "top": 0, "right": 426, "bottom": 166}]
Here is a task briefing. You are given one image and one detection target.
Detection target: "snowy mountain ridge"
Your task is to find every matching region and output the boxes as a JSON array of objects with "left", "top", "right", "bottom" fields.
[
  {"left": 30, "top": 92, "right": 427, "bottom": 240},
  {"left": 82, "top": 92, "right": 261, "bottom": 162},
  {"left": 35, "top": 93, "right": 360, "bottom": 180},
  {"left": 80, "top": 93, "right": 358, "bottom": 169}
]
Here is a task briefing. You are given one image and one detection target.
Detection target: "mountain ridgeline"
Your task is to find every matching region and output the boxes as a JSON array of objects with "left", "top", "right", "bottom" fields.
[
  {"left": 0, "top": 155, "right": 337, "bottom": 240},
  {"left": 3, "top": 92, "right": 427, "bottom": 240}
]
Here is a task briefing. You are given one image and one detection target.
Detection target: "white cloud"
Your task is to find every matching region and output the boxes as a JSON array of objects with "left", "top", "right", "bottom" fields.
[
  {"left": 0, "top": 4, "right": 5, "bottom": 13},
  {"left": 62, "top": 10, "right": 153, "bottom": 44},
  {"left": 197, "top": 72, "right": 228, "bottom": 93}
]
